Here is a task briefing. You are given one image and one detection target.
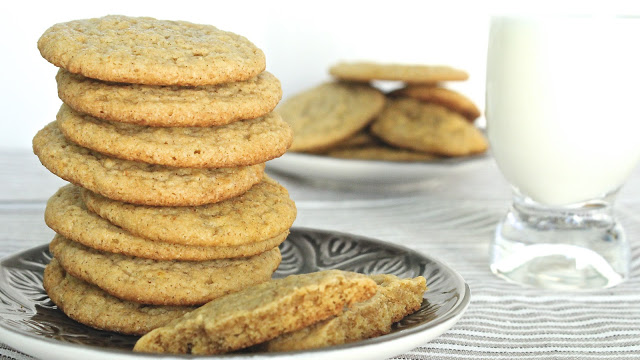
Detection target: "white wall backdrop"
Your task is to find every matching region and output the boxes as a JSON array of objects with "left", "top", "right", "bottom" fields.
[{"left": 1, "top": 0, "right": 638, "bottom": 149}]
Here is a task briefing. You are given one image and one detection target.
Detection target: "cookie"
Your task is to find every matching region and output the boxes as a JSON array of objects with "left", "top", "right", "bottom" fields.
[
  {"left": 56, "top": 69, "right": 282, "bottom": 127},
  {"left": 390, "top": 86, "right": 481, "bottom": 121},
  {"left": 331, "top": 131, "right": 381, "bottom": 149},
  {"left": 82, "top": 176, "right": 296, "bottom": 247},
  {"left": 327, "top": 145, "right": 440, "bottom": 162},
  {"left": 279, "top": 82, "right": 385, "bottom": 152},
  {"left": 38, "top": 15, "right": 265, "bottom": 86},
  {"left": 329, "top": 62, "right": 469, "bottom": 83},
  {"left": 56, "top": 104, "right": 292, "bottom": 168},
  {"left": 370, "top": 98, "right": 488, "bottom": 156},
  {"left": 50, "top": 235, "right": 281, "bottom": 306},
  {"left": 265, "top": 274, "right": 426, "bottom": 351},
  {"left": 133, "top": 270, "right": 377, "bottom": 354},
  {"left": 44, "top": 259, "right": 195, "bottom": 335},
  {"left": 32, "top": 122, "right": 264, "bottom": 206},
  {"left": 45, "top": 185, "right": 288, "bottom": 261}
]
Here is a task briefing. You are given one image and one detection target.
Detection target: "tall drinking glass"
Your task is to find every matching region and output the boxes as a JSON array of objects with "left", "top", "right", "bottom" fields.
[{"left": 486, "top": 15, "right": 640, "bottom": 289}]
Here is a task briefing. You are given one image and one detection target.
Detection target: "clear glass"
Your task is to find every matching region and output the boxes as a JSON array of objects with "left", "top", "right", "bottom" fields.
[{"left": 486, "top": 15, "right": 640, "bottom": 289}]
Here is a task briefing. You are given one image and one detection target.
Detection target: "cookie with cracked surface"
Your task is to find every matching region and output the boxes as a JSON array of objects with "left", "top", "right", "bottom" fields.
[
  {"left": 38, "top": 15, "right": 265, "bottom": 86},
  {"left": 327, "top": 145, "right": 440, "bottom": 162},
  {"left": 56, "top": 104, "right": 292, "bottom": 168},
  {"left": 50, "top": 235, "right": 281, "bottom": 306},
  {"left": 265, "top": 274, "right": 426, "bottom": 351},
  {"left": 390, "top": 86, "right": 481, "bottom": 121},
  {"left": 370, "top": 98, "right": 488, "bottom": 156},
  {"left": 279, "top": 82, "right": 385, "bottom": 152},
  {"left": 133, "top": 270, "right": 377, "bottom": 354},
  {"left": 329, "top": 61, "right": 469, "bottom": 83},
  {"left": 32, "top": 122, "right": 264, "bottom": 206},
  {"left": 82, "top": 176, "right": 296, "bottom": 247},
  {"left": 44, "top": 259, "right": 195, "bottom": 335},
  {"left": 45, "top": 185, "right": 288, "bottom": 261},
  {"left": 56, "top": 69, "right": 282, "bottom": 127}
]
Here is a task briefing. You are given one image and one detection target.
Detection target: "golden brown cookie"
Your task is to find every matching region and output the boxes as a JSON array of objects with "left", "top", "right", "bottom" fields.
[
  {"left": 133, "top": 270, "right": 377, "bottom": 354},
  {"left": 38, "top": 15, "right": 265, "bottom": 86},
  {"left": 56, "top": 69, "right": 282, "bottom": 127},
  {"left": 32, "top": 122, "right": 264, "bottom": 206},
  {"left": 279, "top": 82, "right": 385, "bottom": 152},
  {"left": 329, "top": 62, "right": 469, "bottom": 83},
  {"left": 370, "top": 98, "right": 488, "bottom": 156},
  {"left": 81, "top": 176, "right": 296, "bottom": 247},
  {"left": 50, "top": 235, "right": 282, "bottom": 306},
  {"left": 265, "top": 274, "right": 426, "bottom": 351},
  {"left": 45, "top": 185, "right": 288, "bottom": 261},
  {"left": 44, "top": 259, "right": 195, "bottom": 335},
  {"left": 327, "top": 145, "right": 440, "bottom": 162},
  {"left": 56, "top": 104, "right": 292, "bottom": 168},
  {"left": 390, "top": 86, "right": 481, "bottom": 121},
  {"left": 331, "top": 131, "right": 381, "bottom": 149}
]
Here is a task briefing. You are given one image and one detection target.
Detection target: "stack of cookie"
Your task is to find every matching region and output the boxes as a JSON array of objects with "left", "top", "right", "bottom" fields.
[
  {"left": 33, "top": 15, "right": 296, "bottom": 335},
  {"left": 280, "top": 61, "right": 487, "bottom": 161}
]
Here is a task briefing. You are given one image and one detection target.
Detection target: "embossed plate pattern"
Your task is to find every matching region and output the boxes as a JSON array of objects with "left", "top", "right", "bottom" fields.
[{"left": 0, "top": 227, "right": 470, "bottom": 360}]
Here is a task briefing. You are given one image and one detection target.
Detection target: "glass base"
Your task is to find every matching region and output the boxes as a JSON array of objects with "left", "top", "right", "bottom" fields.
[{"left": 490, "top": 193, "right": 630, "bottom": 290}]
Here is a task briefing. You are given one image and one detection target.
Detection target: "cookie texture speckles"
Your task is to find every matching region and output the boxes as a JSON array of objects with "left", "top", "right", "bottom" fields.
[
  {"left": 50, "top": 235, "right": 282, "bottom": 306},
  {"left": 32, "top": 122, "right": 265, "bottom": 206},
  {"left": 45, "top": 185, "right": 288, "bottom": 260},
  {"left": 265, "top": 274, "right": 426, "bottom": 351},
  {"left": 81, "top": 177, "right": 296, "bottom": 247},
  {"left": 279, "top": 82, "right": 385, "bottom": 152},
  {"left": 44, "top": 259, "right": 195, "bottom": 335},
  {"left": 133, "top": 270, "right": 377, "bottom": 355},
  {"left": 370, "top": 98, "right": 488, "bottom": 156},
  {"left": 38, "top": 15, "right": 265, "bottom": 86},
  {"left": 329, "top": 62, "right": 469, "bottom": 83},
  {"left": 56, "top": 104, "right": 292, "bottom": 168},
  {"left": 56, "top": 70, "right": 282, "bottom": 127}
]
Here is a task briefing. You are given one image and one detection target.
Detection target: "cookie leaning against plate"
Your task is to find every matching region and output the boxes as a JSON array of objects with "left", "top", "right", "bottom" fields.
[
  {"left": 82, "top": 176, "right": 296, "bottom": 247},
  {"left": 390, "top": 85, "right": 481, "bottom": 121},
  {"left": 327, "top": 145, "right": 440, "bottom": 162},
  {"left": 56, "top": 104, "right": 292, "bottom": 168},
  {"left": 279, "top": 82, "right": 385, "bottom": 152},
  {"left": 38, "top": 15, "right": 265, "bottom": 86},
  {"left": 133, "top": 270, "right": 377, "bottom": 355},
  {"left": 370, "top": 98, "right": 488, "bottom": 156},
  {"left": 44, "top": 259, "right": 195, "bottom": 335},
  {"left": 32, "top": 122, "right": 264, "bottom": 206},
  {"left": 50, "top": 235, "right": 282, "bottom": 306},
  {"left": 265, "top": 274, "right": 426, "bottom": 351},
  {"left": 329, "top": 61, "right": 469, "bottom": 83},
  {"left": 56, "top": 69, "right": 282, "bottom": 127},
  {"left": 45, "top": 185, "right": 288, "bottom": 261}
]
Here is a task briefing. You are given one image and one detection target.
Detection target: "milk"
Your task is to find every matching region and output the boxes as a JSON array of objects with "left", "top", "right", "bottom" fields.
[{"left": 486, "top": 16, "right": 640, "bottom": 206}]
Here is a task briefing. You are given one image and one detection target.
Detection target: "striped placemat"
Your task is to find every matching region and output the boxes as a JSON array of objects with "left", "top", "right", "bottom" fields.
[{"left": 2, "top": 152, "right": 640, "bottom": 359}]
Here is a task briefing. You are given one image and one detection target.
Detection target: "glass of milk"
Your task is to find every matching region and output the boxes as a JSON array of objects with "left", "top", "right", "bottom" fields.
[{"left": 486, "top": 15, "right": 640, "bottom": 289}]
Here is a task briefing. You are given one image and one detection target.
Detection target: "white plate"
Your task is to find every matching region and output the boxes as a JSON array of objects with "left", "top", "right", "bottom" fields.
[
  {"left": 0, "top": 228, "right": 470, "bottom": 360},
  {"left": 267, "top": 152, "right": 489, "bottom": 185}
]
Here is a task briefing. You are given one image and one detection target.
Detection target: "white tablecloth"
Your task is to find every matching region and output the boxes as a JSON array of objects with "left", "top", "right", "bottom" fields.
[{"left": 1, "top": 150, "right": 640, "bottom": 359}]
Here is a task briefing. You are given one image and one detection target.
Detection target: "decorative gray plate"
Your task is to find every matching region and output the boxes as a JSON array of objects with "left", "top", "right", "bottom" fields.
[{"left": 0, "top": 227, "right": 470, "bottom": 360}]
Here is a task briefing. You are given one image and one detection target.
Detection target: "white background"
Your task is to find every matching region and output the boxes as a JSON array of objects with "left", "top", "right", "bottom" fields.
[{"left": 1, "top": 0, "right": 638, "bottom": 149}]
